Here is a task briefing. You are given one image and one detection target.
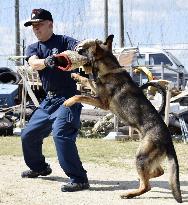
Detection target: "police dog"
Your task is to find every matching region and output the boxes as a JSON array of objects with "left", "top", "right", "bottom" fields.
[{"left": 63, "top": 35, "right": 182, "bottom": 203}]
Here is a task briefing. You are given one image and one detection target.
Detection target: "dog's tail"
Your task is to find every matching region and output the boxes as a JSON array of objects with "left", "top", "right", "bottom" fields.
[{"left": 166, "top": 144, "right": 182, "bottom": 203}]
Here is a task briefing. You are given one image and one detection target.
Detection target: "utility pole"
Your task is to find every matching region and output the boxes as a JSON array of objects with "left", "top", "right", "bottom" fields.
[
  {"left": 15, "top": 0, "right": 21, "bottom": 65},
  {"left": 119, "top": 0, "right": 125, "bottom": 47},
  {"left": 104, "top": 0, "right": 108, "bottom": 39}
]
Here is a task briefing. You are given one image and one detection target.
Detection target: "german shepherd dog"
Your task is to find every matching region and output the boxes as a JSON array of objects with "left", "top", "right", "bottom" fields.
[{"left": 63, "top": 35, "right": 182, "bottom": 203}]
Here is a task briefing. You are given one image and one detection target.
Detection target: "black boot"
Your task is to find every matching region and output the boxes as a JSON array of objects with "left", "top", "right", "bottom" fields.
[
  {"left": 61, "top": 182, "right": 90, "bottom": 192},
  {"left": 21, "top": 165, "right": 52, "bottom": 178}
]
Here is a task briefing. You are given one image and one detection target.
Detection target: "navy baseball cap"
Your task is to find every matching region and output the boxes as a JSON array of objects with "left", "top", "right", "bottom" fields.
[{"left": 24, "top": 8, "right": 53, "bottom": 27}]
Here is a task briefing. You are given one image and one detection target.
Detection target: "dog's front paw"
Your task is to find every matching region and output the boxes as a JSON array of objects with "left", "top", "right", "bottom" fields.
[
  {"left": 71, "top": 73, "right": 80, "bottom": 81},
  {"left": 63, "top": 98, "right": 76, "bottom": 107}
]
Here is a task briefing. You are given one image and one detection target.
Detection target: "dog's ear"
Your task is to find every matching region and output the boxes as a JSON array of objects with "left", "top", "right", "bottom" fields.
[
  {"left": 94, "top": 40, "right": 104, "bottom": 59},
  {"left": 103, "top": 34, "right": 114, "bottom": 51}
]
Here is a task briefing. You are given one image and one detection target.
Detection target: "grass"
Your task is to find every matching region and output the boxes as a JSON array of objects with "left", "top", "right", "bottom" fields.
[{"left": 0, "top": 136, "right": 188, "bottom": 173}]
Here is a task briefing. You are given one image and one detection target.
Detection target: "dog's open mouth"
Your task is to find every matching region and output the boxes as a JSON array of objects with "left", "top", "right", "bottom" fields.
[
  {"left": 75, "top": 39, "right": 102, "bottom": 77},
  {"left": 75, "top": 48, "right": 93, "bottom": 74}
]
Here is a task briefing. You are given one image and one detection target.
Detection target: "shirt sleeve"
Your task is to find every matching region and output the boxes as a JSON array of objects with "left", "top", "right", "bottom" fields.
[
  {"left": 25, "top": 43, "right": 38, "bottom": 61},
  {"left": 63, "top": 35, "right": 79, "bottom": 51}
]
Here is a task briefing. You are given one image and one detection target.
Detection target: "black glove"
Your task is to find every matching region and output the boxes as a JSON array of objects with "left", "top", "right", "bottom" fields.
[{"left": 44, "top": 55, "right": 58, "bottom": 68}]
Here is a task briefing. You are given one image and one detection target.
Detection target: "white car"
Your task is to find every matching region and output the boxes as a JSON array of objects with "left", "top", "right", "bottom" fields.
[{"left": 113, "top": 47, "right": 186, "bottom": 87}]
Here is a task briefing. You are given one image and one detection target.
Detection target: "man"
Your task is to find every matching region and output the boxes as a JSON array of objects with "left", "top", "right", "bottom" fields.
[{"left": 22, "top": 8, "right": 89, "bottom": 192}]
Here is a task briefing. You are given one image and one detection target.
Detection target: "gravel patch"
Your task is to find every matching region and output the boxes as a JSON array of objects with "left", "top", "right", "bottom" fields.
[{"left": 0, "top": 156, "right": 188, "bottom": 205}]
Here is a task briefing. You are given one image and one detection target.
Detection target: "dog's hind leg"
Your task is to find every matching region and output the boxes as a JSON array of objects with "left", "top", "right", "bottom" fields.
[
  {"left": 121, "top": 140, "right": 164, "bottom": 199},
  {"left": 137, "top": 165, "right": 164, "bottom": 182},
  {"left": 149, "top": 165, "right": 164, "bottom": 179},
  {"left": 121, "top": 154, "right": 151, "bottom": 199}
]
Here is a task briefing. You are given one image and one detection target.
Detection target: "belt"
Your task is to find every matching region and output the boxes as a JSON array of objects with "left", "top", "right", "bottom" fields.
[
  {"left": 47, "top": 91, "right": 60, "bottom": 98},
  {"left": 47, "top": 91, "right": 76, "bottom": 98}
]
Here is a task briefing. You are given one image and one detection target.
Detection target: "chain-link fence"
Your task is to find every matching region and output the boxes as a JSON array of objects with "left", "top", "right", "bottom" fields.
[{"left": 1, "top": 46, "right": 188, "bottom": 73}]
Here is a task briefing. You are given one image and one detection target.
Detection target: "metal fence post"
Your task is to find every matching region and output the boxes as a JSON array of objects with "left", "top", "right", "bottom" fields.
[
  {"left": 114, "top": 114, "right": 119, "bottom": 132},
  {"left": 164, "top": 82, "right": 172, "bottom": 126},
  {"left": 161, "top": 62, "right": 164, "bottom": 80},
  {"left": 177, "top": 72, "right": 180, "bottom": 90}
]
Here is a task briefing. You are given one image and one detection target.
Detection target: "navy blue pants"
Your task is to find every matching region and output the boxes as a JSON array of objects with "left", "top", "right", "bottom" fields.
[{"left": 21, "top": 96, "right": 88, "bottom": 183}]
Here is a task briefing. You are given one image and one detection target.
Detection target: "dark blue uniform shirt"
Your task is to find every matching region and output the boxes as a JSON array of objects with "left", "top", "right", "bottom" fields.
[{"left": 26, "top": 34, "right": 79, "bottom": 98}]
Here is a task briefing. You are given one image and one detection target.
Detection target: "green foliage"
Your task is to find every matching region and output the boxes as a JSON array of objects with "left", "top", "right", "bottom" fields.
[{"left": 78, "top": 129, "right": 105, "bottom": 138}]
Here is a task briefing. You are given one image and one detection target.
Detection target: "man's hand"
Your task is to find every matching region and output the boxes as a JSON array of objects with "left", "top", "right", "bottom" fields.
[
  {"left": 44, "top": 54, "right": 70, "bottom": 70},
  {"left": 44, "top": 55, "right": 57, "bottom": 68}
]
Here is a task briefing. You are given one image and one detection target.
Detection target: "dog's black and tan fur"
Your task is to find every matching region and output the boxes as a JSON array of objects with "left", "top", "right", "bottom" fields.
[{"left": 64, "top": 35, "right": 182, "bottom": 203}]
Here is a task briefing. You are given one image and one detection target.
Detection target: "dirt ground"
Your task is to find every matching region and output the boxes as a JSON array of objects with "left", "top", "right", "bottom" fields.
[{"left": 0, "top": 156, "right": 188, "bottom": 205}]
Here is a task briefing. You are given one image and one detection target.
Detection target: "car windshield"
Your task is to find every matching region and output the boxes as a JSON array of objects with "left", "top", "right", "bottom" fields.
[
  {"left": 166, "top": 51, "right": 183, "bottom": 67},
  {"left": 149, "top": 53, "right": 173, "bottom": 66}
]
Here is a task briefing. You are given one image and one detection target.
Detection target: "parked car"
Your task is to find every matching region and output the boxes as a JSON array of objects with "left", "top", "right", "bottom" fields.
[{"left": 113, "top": 47, "right": 187, "bottom": 88}]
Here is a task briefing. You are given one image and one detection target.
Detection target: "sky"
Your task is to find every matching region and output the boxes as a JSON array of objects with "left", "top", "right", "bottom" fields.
[{"left": 1, "top": 0, "right": 188, "bottom": 68}]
